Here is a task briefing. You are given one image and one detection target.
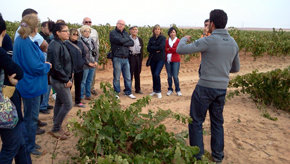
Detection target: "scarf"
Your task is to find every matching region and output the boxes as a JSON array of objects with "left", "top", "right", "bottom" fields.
[{"left": 167, "top": 37, "right": 177, "bottom": 63}]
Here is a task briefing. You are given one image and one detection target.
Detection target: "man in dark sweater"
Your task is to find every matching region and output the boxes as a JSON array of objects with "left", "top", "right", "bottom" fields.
[
  {"left": 177, "top": 9, "right": 240, "bottom": 163},
  {"left": 109, "top": 20, "right": 136, "bottom": 99}
]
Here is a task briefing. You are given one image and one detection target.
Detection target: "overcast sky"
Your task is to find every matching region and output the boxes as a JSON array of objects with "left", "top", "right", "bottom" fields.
[{"left": 1, "top": 0, "right": 289, "bottom": 28}]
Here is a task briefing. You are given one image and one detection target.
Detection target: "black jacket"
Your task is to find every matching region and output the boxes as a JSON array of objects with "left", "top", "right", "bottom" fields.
[
  {"left": 47, "top": 39, "right": 73, "bottom": 83},
  {"left": 147, "top": 35, "right": 166, "bottom": 62},
  {"left": 110, "top": 28, "right": 134, "bottom": 58},
  {"left": 65, "top": 40, "right": 86, "bottom": 73}
]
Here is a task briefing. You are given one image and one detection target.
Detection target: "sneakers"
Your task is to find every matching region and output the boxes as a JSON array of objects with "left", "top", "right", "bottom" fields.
[
  {"left": 127, "top": 94, "right": 136, "bottom": 99},
  {"left": 157, "top": 93, "right": 162, "bottom": 99},
  {"left": 149, "top": 92, "right": 156, "bottom": 96},
  {"left": 75, "top": 103, "right": 85, "bottom": 108},
  {"left": 31, "top": 149, "right": 42, "bottom": 156},
  {"left": 167, "top": 90, "right": 173, "bottom": 96},
  {"left": 115, "top": 95, "right": 120, "bottom": 99},
  {"left": 177, "top": 91, "right": 182, "bottom": 96}
]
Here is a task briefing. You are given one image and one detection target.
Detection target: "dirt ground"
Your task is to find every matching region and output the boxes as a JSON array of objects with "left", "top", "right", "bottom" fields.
[{"left": 29, "top": 54, "right": 290, "bottom": 163}]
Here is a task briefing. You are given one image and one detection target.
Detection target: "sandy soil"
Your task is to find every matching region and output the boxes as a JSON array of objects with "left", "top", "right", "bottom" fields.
[{"left": 27, "top": 54, "right": 290, "bottom": 163}]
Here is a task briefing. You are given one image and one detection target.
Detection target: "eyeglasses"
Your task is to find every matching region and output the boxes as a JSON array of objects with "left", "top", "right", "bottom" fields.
[
  {"left": 85, "top": 21, "right": 92, "bottom": 24},
  {"left": 72, "top": 33, "right": 78, "bottom": 36},
  {"left": 60, "top": 30, "right": 69, "bottom": 33},
  {"left": 117, "top": 23, "right": 125, "bottom": 26}
]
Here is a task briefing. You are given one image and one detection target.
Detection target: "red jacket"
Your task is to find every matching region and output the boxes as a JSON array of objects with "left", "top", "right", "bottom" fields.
[{"left": 165, "top": 38, "right": 181, "bottom": 62}]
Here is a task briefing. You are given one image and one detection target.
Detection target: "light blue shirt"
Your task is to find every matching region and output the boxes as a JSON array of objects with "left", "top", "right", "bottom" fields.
[{"left": 14, "top": 26, "right": 44, "bottom": 46}]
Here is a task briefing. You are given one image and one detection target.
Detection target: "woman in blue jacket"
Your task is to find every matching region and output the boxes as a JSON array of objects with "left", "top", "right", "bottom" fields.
[{"left": 13, "top": 14, "right": 51, "bottom": 156}]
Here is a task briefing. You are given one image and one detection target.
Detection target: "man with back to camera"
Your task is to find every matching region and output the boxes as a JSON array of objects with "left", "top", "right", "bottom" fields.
[
  {"left": 109, "top": 20, "right": 136, "bottom": 99},
  {"left": 177, "top": 9, "right": 240, "bottom": 163}
]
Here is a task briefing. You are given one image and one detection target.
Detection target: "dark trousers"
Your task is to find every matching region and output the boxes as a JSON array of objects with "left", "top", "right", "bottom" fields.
[
  {"left": 150, "top": 60, "right": 164, "bottom": 93},
  {"left": 129, "top": 54, "right": 142, "bottom": 92},
  {"left": 74, "top": 71, "right": 83, "bottom": 104},
  {"left": 188, "top": 85, "right": 226, "bottom": 161},
  {"left": 0, "top": 123, "right": 32, "bottom": 164}
]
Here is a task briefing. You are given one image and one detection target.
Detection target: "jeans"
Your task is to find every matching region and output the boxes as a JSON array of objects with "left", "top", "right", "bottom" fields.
[
  {"left": 0, "top": 122, "right": 32, "bottom": 164},
  {"left": 81, "top": 68, "right": 95, "bottom": 99},
  {"left": 188, "top": 85, "right": 226, "bottom": 161},
  {"left": 74, "top": 71, "right": 83, "bottom": 104},
  {"left": 150, "top": 60, "right": 164, "bottom": 93},
  {"left": 50, "top": 77, "right": 73, "bottom": 132},
  {"left": 112, "top": 57, "right": 132, "bottom": 95},
  {"left": 40, "top": 84, "right": 51, "bottom": 111},
  {"left": 165, "top": 62, "right": 180, "bottom": 92},
  {"left": 22, "top": 96, "right": 41, "bottom": 153}
]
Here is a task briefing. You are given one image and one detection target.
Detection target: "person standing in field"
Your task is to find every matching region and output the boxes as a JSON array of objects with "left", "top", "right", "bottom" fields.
[
  {"left": 79, "top": 25, "right": 98, "bottom": 101},
  {"left": 14, "top": 8, "right": 49, "bottom": 135},
  {"left": 78, "top": 17, "right": 100, "bottom": 96},
  {"left": 0, "top": 13, "right": 32, "bottom": 164},
  {"left": 176, "top": 9, "right": 240, "bottom": 163},
  {"left": 39, "top": 21, "right": 54, "bottom": 115},
  {"left": 165, "top": 27, "right": 182, "bottom": 97},
  {"left": 147, "top": 24, "right": 166, "bottom": 99},
  {"left": 109, "top": 20, "right": 136, "bottom": 99},
  {"left": 65, "top": 29, "right": 86, "bottom": 108},
  {"left": 128, "top": 26, "right": 144, "bottom": 94},
  {"left": 13, "top": 14, "right": 52, "bottom": 156},
  {"left": 47, "top": 22, "right": 73, "bottom": 140},
  {"left": 201, "top": 19, "right": 211, "bottom": 38}
]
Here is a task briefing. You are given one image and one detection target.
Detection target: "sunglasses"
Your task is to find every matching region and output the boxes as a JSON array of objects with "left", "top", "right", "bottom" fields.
[
  {"left": 72, "top": 33, "right": 78, "bottom": 36},
  {"left": 85, "top": 21, "right": 92, "bottom": 24}
]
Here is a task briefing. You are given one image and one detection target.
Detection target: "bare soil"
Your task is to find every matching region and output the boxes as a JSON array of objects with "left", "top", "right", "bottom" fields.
[{"left": 30, "top": 54, "right": 290, "bottom": 163}]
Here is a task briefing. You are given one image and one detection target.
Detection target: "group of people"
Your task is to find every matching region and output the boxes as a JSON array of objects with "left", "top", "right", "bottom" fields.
[
  {"left": 110, "top": 21, "right": 183, "bottom": 99},
  {"left": 0, "top": 8, "right": 239, "bottom": 164}
]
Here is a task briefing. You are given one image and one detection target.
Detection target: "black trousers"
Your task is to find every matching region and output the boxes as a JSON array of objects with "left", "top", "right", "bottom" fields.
[
  {"left": 129, "top": 54, "right": 142, "bottom": 92},
  {"left": 74, "top": 71, "right": 83, "bottom": 104}
]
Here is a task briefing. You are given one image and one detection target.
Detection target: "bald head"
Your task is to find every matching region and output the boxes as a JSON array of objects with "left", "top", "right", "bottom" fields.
[
  {"left": 83, "top": 17, "right": 92, "bottom": 26},
  {"left": 116, "top": 19, "right": 125, "bottom": 31}
]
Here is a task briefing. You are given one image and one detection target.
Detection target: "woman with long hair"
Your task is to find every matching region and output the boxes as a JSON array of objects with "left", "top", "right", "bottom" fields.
[
  {"left": 13, "top": 14, "right": 51, "bottom": 156},
  {"left": 147, "top": 24, "right": 166, "bottom": 99},
  {"left": 47, "top": 22, "right": 73, "bottom": 140}
]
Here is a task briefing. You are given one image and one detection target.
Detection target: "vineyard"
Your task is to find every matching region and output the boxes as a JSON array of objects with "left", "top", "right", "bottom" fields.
[
  {"left": 5, "top": 21, "right": 290, "bottom": 66},
  {"left": 4, "top": 21, "right": 290, "bottom": 163}
]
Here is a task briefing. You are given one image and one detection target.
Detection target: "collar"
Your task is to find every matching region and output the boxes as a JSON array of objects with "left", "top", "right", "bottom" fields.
[
  {"left": 115, "top": 27, "right": 126, "bottom": 33},
  {"left": 212, "top": 29, "right": 229, "bottom": 35}
]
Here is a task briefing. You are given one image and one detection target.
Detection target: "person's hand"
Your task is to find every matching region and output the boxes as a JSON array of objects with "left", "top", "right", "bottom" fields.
[
  {"left": 8, "top": 73, "right": 18, "bottom": 86},
  {"left": 94, "top": 62, "right": 98, "bottom": 67},
  {"left": 65, "top": 80, "right": 73, "bottom": 88},
  {"left": 184, "top": 35, "right": 191, "bottom": 42},
  {"left": 88, "top": 63, "right": 95, "bottom": 68},
  {"left": 45, "top": 61, "right": 52, "bottom": 68}
]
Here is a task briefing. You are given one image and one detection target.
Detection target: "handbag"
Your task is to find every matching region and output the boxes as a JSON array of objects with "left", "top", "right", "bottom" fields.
[
  {"left": 146, "top": 54, "right": 153, "bottom": 67},
  {"left": 0, "top": 69, "right": 18, "bottom": 129},
  {"left": 107, "top": 52, "right": 113, "bottom": 59}
]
